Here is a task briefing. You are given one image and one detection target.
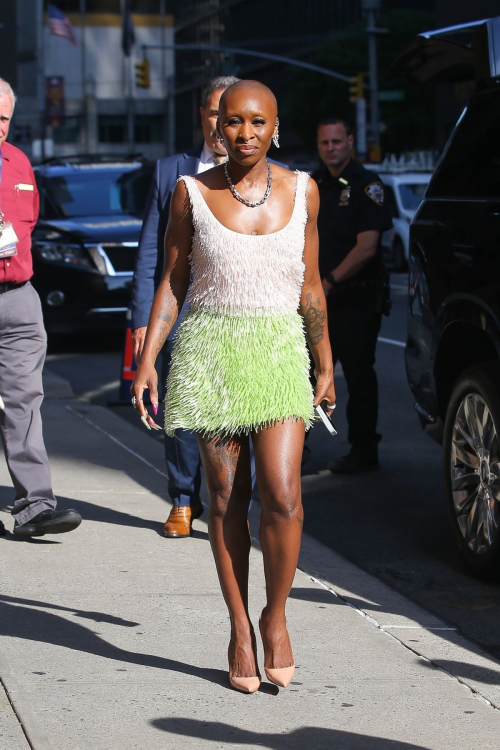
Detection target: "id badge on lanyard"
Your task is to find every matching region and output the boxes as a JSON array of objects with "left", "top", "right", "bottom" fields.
[{"left": 0, "top": 153, "right": 19, "bottom": 259}]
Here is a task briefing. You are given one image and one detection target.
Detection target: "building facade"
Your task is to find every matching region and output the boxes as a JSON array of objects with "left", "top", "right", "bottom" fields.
[{"left": 0, "top": 0, "right": 174, "bottom": 161}]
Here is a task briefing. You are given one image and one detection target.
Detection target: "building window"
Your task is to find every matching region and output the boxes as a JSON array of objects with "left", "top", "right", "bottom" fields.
[
  {"left": 134, "top": 115, "right": 163, "bottom": 143},
  {"left": 13, "top": 124, "right": 33, "bottom": 147},
  {"left": 56, "top": 1, "right": 169, "bottom": 11},
  {"left": 130, "top": 1, "right": 163, "bottom": 10},
  {"left": 52, "top": 117, "right": 82, "bottom": 144},
  {"left": 56, "top": 1, "right": 121, "bottom": 11},
  {"left": 99, "top": 115, "right": 127, "bottom": 144}
]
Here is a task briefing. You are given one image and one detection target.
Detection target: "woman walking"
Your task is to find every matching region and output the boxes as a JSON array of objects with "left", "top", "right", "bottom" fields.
[{"left": 131, "top": 80, "right": 335, "bottom": 693}]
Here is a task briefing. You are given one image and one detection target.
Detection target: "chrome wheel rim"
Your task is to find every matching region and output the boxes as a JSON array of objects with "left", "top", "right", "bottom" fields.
[{"left": 451, "top": 393, "right": 500, "bottom": 555}]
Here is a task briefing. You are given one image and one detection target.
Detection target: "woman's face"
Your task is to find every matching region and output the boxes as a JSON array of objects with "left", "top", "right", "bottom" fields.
[{"left": 218, "top": 88, "right": 278, "bottom": 165}]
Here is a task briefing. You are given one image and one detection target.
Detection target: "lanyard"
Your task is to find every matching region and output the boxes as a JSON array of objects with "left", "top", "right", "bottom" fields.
[{"left": 0, "top": 151, "right": 3, "bottom": 216}]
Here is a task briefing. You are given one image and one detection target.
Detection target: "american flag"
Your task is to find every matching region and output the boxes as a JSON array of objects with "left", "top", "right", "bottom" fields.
[{"left": 48, "top": 4, "right": 78, "bottom": 47}]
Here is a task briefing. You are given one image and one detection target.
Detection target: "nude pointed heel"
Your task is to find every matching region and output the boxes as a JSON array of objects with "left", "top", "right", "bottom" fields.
[
  {"left": 264, "top": 665, "right": 295, "bottom": 688},
  {"left": 259, "top": 618, "right": 295, "bottom": 688},
  {"left": 228, "top": 639, "right": 261, "bottom": 694},
  {"left": 229, "top": 674, "right": 261, "bottom": 694}
]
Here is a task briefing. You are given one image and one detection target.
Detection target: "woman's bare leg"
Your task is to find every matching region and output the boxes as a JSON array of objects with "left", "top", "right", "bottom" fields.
[
  {"left": 252, "top": 419, "right": 305, "bottom": 669},
  {"left": 196, "top": 433, "right": 258, "bottom": 678}
]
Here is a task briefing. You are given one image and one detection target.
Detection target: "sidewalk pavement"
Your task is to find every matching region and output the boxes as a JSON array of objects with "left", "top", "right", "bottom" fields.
[{"left": 1, "top": 372, "right": 500, "bottom": 749}]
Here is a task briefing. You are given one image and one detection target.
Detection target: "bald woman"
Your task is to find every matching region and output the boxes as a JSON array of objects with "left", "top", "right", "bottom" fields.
[{"left": 132, "top": 80, "right": 335, "bottom": 693}]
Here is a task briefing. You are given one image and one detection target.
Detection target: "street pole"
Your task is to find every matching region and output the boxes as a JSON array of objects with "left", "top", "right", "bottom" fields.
[
  {"left": 38, "top": 0, "right": 47, "bottom": 161},
  {"left": 363, "top": 0, "right": 380, "bottom": 151},
  {"left": 159, "top": 0, "right": 174, "bottom": 155},
  {"left": 166, "top": 73, "right": 175, "bottom": 155},
  {"left": 80, "top": 0, "right": 88, "bottom": 151},
  {"left": 356, "top": 97, "right": 367, "bottom": 160}
]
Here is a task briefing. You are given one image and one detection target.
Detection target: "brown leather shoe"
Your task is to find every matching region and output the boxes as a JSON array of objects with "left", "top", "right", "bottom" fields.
[{"left": 163, "top": 499, "right": 203, "bottom": 538}]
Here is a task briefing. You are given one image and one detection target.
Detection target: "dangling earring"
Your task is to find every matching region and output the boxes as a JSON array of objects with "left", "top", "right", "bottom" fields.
[
  {"left": 216, "top": 123, "right": 224, "bottom": 144},
  {"left": 273, "top": 120, "right": 280, "bottom": 148}
]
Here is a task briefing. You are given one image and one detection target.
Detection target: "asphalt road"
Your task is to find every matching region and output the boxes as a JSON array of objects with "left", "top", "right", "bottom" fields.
[{"left": 46, "top": 273, "right": 500, "bottom": 660}]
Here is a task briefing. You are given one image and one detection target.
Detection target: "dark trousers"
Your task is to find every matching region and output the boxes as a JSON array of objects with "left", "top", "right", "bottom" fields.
[
  {"left": 161, "top": 337, "right": 202, "bottom": 508},
  {"left": 327, "top": 304, "right": 382, "bottom": 452},
  {"left": 0, "top": 283, "right": 57, "bottom": 524}
]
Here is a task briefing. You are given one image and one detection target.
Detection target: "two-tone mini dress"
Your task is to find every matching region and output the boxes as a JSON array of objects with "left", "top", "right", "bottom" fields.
[{"left": 164, "top": 169, "right": 315, "bottom": 438}]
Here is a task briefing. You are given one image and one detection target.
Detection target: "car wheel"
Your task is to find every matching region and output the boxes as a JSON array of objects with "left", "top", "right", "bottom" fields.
[
  {"left": 443, "top": 363, "right": 500, "bottom": 579},
  {"left": 392, "top": 237, "right": 407, "bottom": 272}
]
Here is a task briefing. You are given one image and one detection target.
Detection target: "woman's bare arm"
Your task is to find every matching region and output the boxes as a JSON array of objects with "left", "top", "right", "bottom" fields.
[
  {"left": 130, "top": 180, "right": 193, "bottom": 422},
  {"left": 299, "top": 178, "right": 336, "bottom": 408}
]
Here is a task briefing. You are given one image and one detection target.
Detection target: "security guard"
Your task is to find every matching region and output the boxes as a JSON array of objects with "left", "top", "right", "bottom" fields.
[{"left": 312, "top": 117, "right": 392, "bottom": 474}]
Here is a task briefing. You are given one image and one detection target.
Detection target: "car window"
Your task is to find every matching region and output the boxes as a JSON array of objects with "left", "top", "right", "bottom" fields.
[
  {"left": 398, "top": 183, "right": 428, "bottom": 211},
  {"left": 384, "top": 185, "right": 399, "bottom": 218},
  {"left": 42, "top": 165, "right": 154, "bottom": 218},
  {"left": 428, "top": 90, "right": 500, "bottom": 200},
  {"left": 36, "top": 179, "right": 60, "bottom": 220}
]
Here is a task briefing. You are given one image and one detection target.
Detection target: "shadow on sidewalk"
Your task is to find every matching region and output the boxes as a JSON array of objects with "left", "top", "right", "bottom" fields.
[
  {"left": 150, "top": 718, "right": 433, "bottom": 749},
  {"left": 420, "top": 658, "right": 500, "bottom": 687},
  {"left": 289, "top": 586, "right": 384, "bottom": 614},
  {"left": 0, "top": 595, "right": 140, "bottom": 627},
  {"left": 0, "top": 598, "right": 228, "bottom": 689},
  {"left": 0, "top": 487, "right": 208, "bottom": 541}
]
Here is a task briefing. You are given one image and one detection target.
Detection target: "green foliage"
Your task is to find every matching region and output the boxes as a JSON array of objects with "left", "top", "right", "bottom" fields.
[{"left": 285, "top": 9, "right": 436, "bottom": 156}]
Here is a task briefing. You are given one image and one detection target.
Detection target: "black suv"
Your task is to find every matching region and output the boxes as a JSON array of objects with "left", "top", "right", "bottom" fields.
[
  {"left": 394, "top": 17, "right": 500, "bottom": 578},
  {"left": 32, "top": 155, "right": 154, "bottom": 333}
]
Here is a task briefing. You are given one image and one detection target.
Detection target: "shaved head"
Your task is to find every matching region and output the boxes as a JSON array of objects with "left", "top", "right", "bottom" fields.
[{"left": 219, "top": 80, "right": 278, "bottom": 118}]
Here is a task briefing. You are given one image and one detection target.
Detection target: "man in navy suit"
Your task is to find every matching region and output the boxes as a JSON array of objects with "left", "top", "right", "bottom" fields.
[{"left": 131, "top": 76, "right": 240, "bottom": 538}]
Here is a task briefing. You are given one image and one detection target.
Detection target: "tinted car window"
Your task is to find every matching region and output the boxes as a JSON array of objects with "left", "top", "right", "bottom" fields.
[
  {"left": 398, "top": 183, "right": 427, "bottom": 211},
  {"left": 428, "top": 90, "right": 500, "bottom": 200},
  {"left": 40, "top": 165, "right": 153, "bottom": 219}
]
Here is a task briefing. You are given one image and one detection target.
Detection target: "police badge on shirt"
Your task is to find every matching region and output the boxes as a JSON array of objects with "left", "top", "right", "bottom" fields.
[
  {"left": 339, "top": 177, "right": 350, "bottom": 206},
  {"left": 364, "top": 182, "right": 384, "bottom": 206}
]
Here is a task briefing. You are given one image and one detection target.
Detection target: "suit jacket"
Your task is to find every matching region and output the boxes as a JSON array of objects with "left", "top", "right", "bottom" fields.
[
  {"left": 132, "top": 145, "right": 287, "bottom": 334},
  {"left": 131, "top": 144, "right": 203, "bottom": 331}
]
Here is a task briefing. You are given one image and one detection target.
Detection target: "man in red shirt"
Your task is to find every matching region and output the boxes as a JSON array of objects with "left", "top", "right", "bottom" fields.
[{"left": 0, "top": 79, "right": 81, "bottom": 537}]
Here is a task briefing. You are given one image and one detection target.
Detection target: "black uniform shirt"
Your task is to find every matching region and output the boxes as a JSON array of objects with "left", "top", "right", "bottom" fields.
[{"left": 312, "top": 159, "right": 392, "bottom": 280}]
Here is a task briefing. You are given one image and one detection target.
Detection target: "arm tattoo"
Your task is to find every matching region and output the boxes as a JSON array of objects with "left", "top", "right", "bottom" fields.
[
  {"left": 303, "top": 293, "right": 326, "bottom": 345},
  {"left": 153, "top": 291, "right": 177, "bottom": 358}
]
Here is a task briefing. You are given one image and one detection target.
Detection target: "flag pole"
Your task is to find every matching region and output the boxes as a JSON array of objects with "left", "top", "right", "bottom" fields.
[
  {"left": 40, "top": 0, "right": 48, "bottom": 161},
  {"left": 120, "top": 0, "right": 134, "bottom": 153},
  {"left": 80, "top": 0, "right": 87, "bottom": 151}
]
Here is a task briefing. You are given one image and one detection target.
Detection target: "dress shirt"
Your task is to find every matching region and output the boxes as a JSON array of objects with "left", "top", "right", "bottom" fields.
[
  {"left": 197, "top": 142, "right": 227, "bottom": 174},
  {"left": 0, "top": 142, "right": 39, "bottom": 283}
]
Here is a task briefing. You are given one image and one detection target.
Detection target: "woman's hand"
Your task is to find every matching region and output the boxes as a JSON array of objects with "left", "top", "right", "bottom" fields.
[
  {"left": 130, "top": 362, "right": 162, "bottom": 431},
  {"left": 313, "top": 369, "right": 336, "bottom": 415}
]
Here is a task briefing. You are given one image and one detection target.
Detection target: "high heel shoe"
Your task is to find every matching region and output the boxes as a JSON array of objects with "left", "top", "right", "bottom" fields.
[
  {"left": 259, "top": 618, "right": 295, "bottom": 688},
  {"left": 228, "top": 640, "right": 261, "bottom": 694},
  {"left": 229, "top": 673, "right": 261, "bottom": 694}
]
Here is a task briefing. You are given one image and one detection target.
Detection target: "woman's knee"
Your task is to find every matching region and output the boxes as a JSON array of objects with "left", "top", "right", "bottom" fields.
[
  {"left": 261, "top": 480, "right": 302, "bottom": 521},
  {"left": 208, "top": 484, "right": 251, "bottom": 520}
]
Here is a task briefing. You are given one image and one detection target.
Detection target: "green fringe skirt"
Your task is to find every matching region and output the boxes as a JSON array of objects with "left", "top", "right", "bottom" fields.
[{"left": 164, "top": 308, "right": 314, "bottom": 438}]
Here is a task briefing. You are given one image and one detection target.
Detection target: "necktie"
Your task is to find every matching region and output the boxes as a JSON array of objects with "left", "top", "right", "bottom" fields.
[{"left": 212, "top": 153, "right": 228, "bottom": 165}]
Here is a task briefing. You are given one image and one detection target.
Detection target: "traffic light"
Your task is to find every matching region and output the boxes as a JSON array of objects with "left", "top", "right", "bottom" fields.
[
  {"left": 135, "top": 58, "right": 150, "bottom": 89},
  {"left": 349, "top": 73, "right": 365, "bottom": 103}
]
